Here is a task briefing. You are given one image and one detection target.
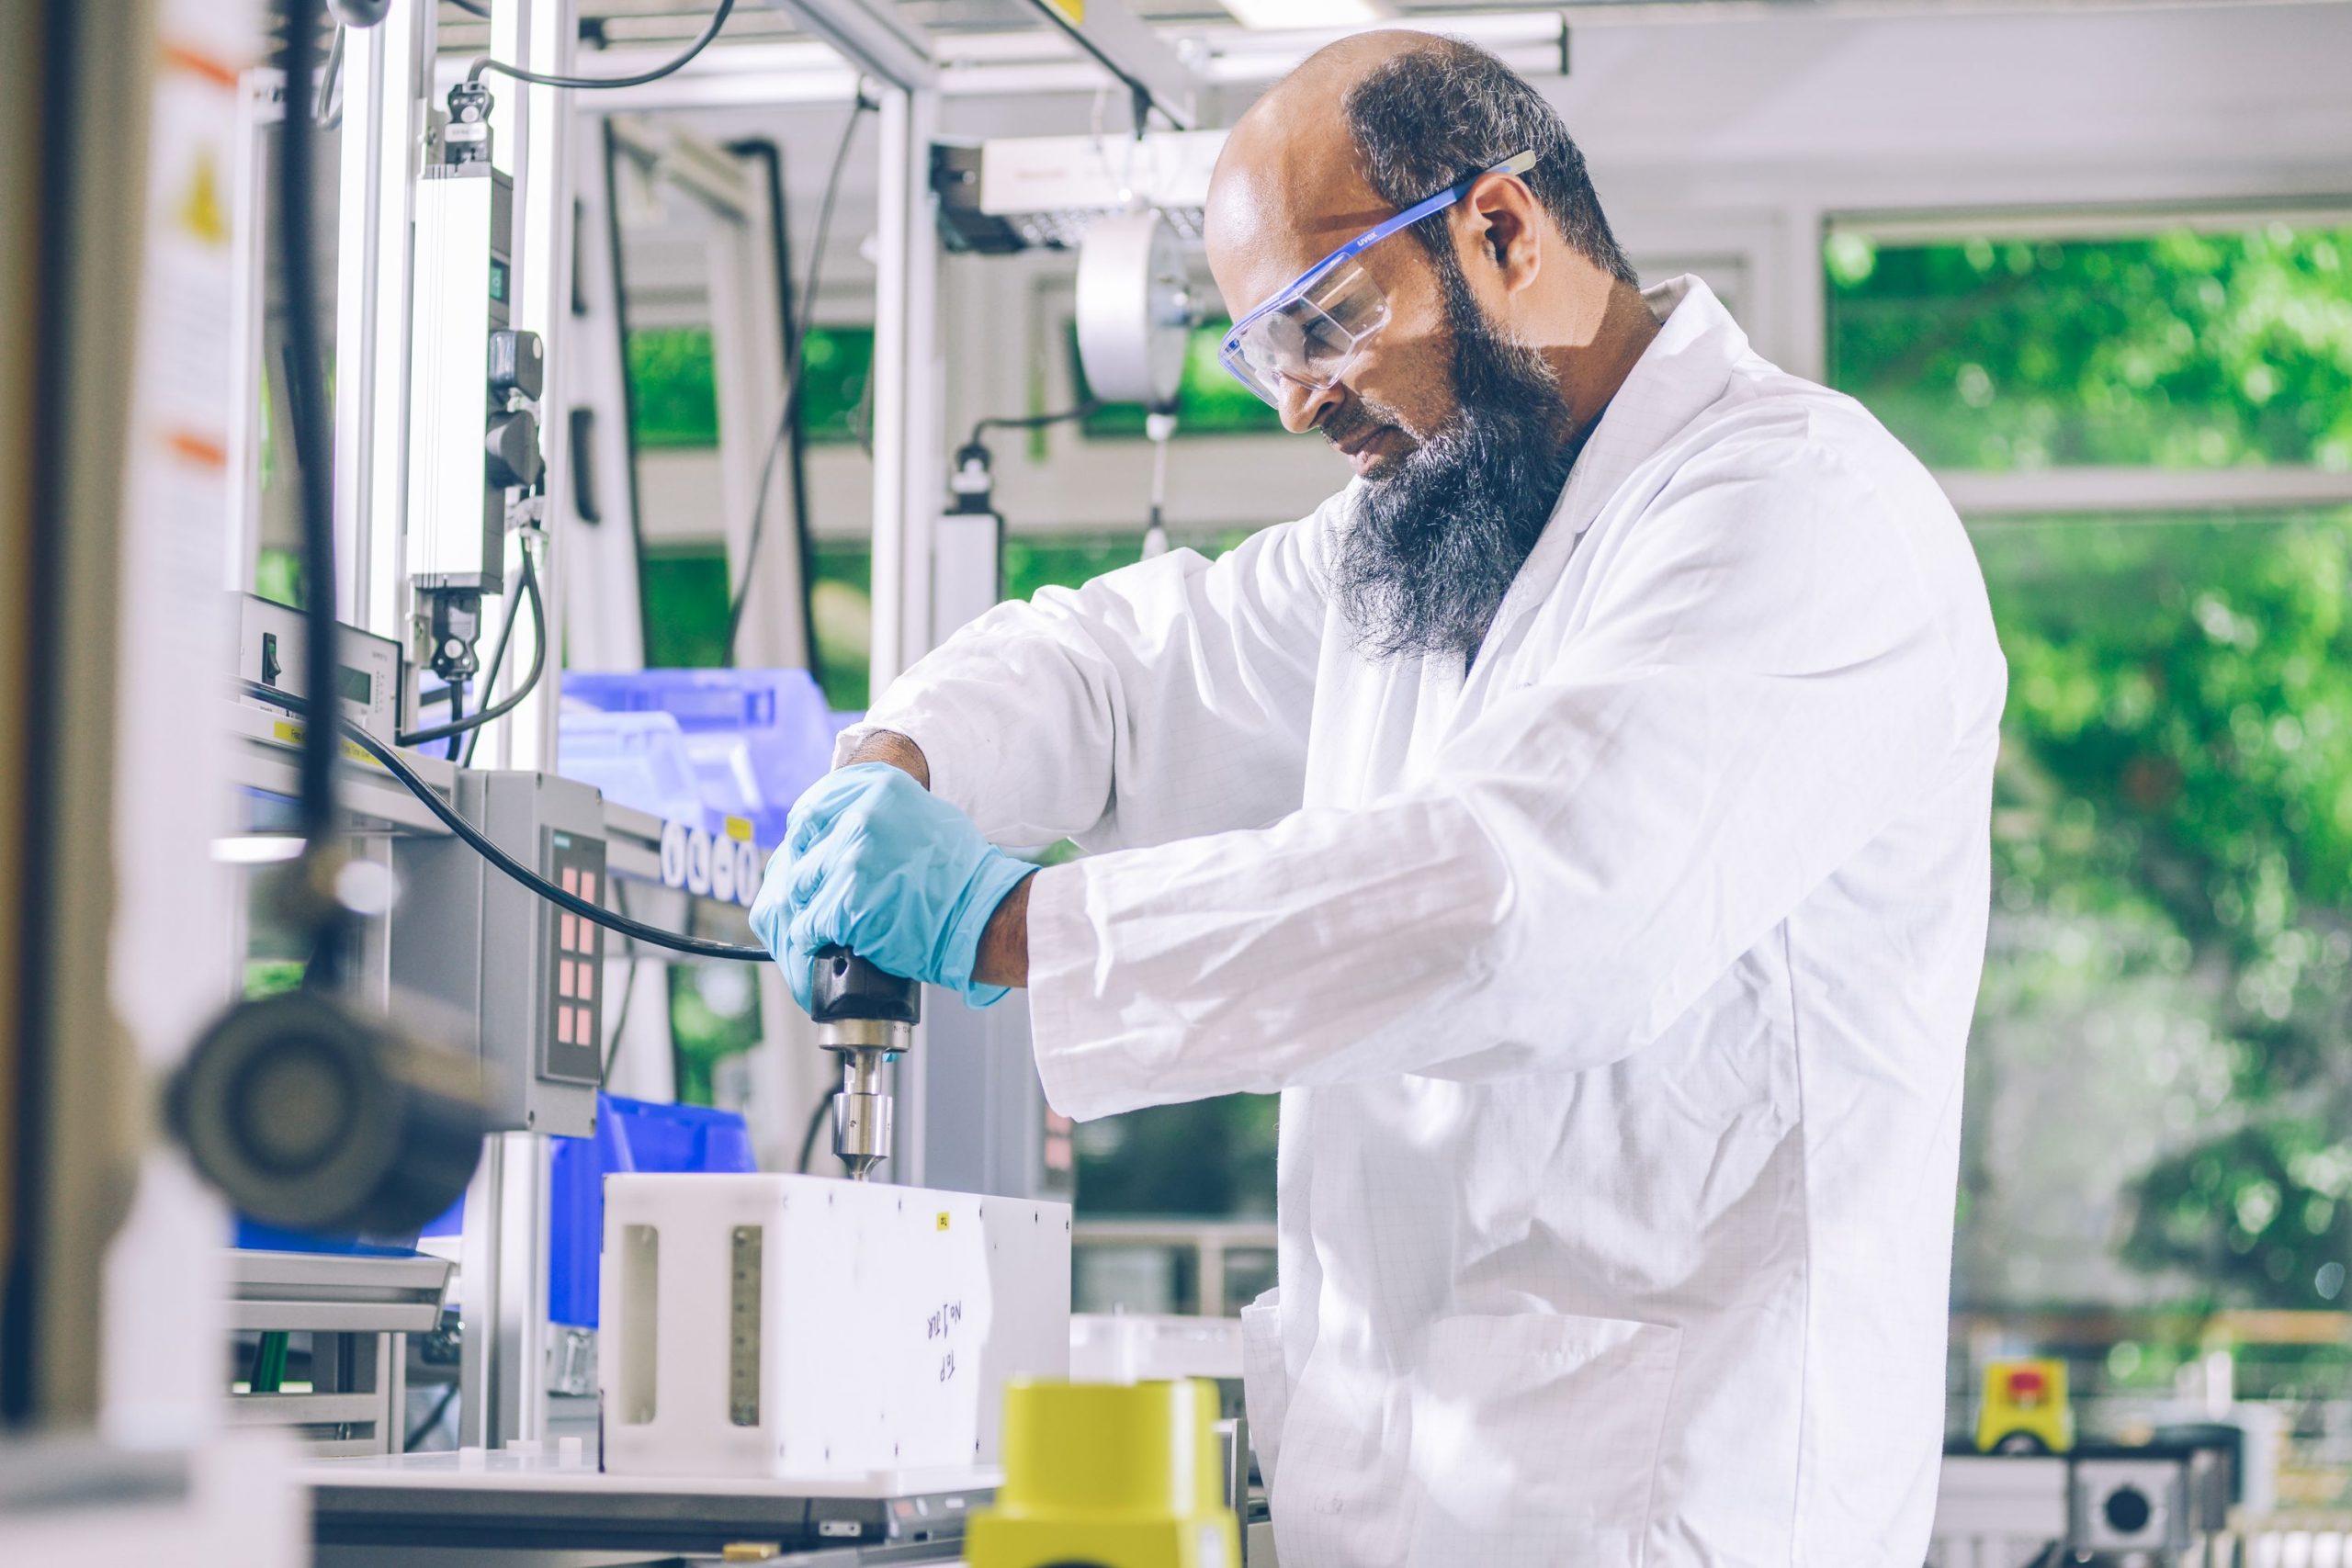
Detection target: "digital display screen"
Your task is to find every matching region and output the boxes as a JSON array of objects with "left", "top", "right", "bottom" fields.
[{"left": 335, "top": 665, "right": 373, "bottom": 705}]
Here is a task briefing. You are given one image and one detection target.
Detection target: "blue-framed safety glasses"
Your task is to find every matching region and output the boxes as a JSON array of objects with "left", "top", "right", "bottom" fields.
[{"left": 1218, "top": 149, "right": 1539, "bottom": 409}]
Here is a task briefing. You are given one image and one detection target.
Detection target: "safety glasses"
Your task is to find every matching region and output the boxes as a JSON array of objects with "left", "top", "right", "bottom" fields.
[{"left": 1218, "top": 150, "right": 1538, "bottom": 410}]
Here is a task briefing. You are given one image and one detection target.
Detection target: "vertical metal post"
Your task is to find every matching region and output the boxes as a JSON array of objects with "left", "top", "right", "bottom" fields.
[
  {"left": 335, "top": 0, "right": 434, "bottom": 641},
  {"left": 559, "top": 115, "right": 648, "bottom": 674},
  {"left": 226, "top": 73, "right": 272, "bottom": 592},
  {"left": 860, "top": 83, "right": 941, "bottom": 1189},
  {"left": 1198, "top": 1236, "right": 1227, "bottom": 1319},
  {"left": 483, "top": 0, "right": 574, "bottom": 773},
  {"left": 865, "top": 83, "right": 942, "bottom": 696},
  {"left": 865, "top": 82, "right": 942, "bottom": 1187},
  {"left": 708, "top": 150, "right": 805, "bottom": 670},
  {"left": 458, "top": 1131, "right": 553, "bottom": 1449}
]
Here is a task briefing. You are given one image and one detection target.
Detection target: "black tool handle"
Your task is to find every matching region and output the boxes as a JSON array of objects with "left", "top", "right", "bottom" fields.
[{"left": 808, "top": 945, "right": 922, "bottom": 1026}]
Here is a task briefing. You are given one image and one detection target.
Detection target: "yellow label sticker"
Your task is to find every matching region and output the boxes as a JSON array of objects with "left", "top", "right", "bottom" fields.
[
  {"left": 935, "top": 1213, "right": 952, "bottom": 1233},
  {"left": 1041, "top": 0, "right": 1082, "bottom": 20},
  {"left": 724, "top": 815, "right": 754, "bottom": 842},
  {"left": 272, "top": 718, "right": 376, "bottom": 767}
]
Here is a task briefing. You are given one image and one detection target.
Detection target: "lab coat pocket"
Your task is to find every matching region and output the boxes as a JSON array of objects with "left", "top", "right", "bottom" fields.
[
  {"left": 1406, "top": 1312, "right": 1681, "bottom": 1568},
  {"left": 1238, "top": 1292, "right": 1289, "bottom": 1488}
]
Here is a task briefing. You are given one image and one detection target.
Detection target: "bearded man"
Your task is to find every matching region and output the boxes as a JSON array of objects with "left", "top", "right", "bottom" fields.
[{"left": 755, "top": 29, "right": 2007, "bottom": 1565}]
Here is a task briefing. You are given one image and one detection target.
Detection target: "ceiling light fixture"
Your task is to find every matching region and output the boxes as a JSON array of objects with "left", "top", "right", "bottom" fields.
[{"left": 1217, "top": 0, "right": 1391, "bottom": 31}]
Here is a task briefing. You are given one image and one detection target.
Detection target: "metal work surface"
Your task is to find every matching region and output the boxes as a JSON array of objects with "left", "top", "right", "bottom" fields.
[
  {"left": 303, "top": 1448, "right": 992, "bottom": 1557},
  {"left": 226, "top": 1250, "right": 455, "bottom": 1336}
]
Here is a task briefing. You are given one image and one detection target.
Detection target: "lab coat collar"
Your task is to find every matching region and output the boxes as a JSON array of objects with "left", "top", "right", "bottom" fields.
[
  {"left": 1470, "top": 275, "right": 1748, "bottom": 671},
  {"left": 1558, "top": 274, "right": 1748, "bottom": 539}
]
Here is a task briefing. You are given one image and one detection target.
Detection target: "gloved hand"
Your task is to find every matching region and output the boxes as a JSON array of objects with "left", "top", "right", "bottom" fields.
[{"left": 749, "top": 762, "right": 1035, "bottom": 1013}]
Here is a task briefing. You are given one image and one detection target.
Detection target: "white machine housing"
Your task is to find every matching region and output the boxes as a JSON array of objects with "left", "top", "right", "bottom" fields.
[
  {"left": 406, "top": 161, "right": 514, "bottom": 595},
  {"left": 599, "top": 1174, "right": 1071, "bottom": 1481}
]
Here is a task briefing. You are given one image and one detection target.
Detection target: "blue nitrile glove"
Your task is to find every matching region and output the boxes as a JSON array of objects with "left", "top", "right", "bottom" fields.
[{"left": 748, "top": 762, "right": 1035, "bottom": 1014}]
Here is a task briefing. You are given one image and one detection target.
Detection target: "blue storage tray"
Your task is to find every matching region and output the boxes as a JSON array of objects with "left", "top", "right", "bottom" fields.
[
  {"left": 548, "top": 1093, "right": 758, "bottom": 1327},
  {"left": 560, "top": 669, "right": 840, "bottom": 846}
]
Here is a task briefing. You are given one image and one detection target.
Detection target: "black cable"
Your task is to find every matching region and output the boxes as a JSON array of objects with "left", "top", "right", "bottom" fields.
[
  {"left": 465, "top": 0, "right": 733, "bottom": 92},
  {"left": 404, "top": 1381, "right": 460, "bottom": 1451},
  {"left": 279, "top": 1, "right": 337, "bottom": 855},
  {"left": 723, "top": 94, "right": 870, "bottom": 666},
  {"left": 602, "top": 884, "right": 639, "bottom": 1082},
  {"left": 446, "top": 0, "right": 490, "bottom": 16},
  {"left": 458, "top": 551, "right": 530, "bottom": 767},
  {"left": 968, "top": 401, "right": 1099, "bottom": 448},
  {"left": 397, "top": 550, "right": 547, "bottom": 750},
  {"left": 277, "top": 0, "right": 358, "bottom": 987},
  {"left": 795, "top": 1085, "right": 834, "bottom": 1176},
  {"left": 728, "top": 137, "right": 820, "bottom": 683},
  {"left": 239, "top": 680, "right": 773, "bottom": 964},
  {"left": 440, "top": 680, "right": 465, "bottom": 762}
]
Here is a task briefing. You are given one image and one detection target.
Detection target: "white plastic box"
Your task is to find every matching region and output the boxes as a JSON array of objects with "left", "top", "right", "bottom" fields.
[{"left": 598, "top": 1173, "right": 1072, "bottom": 1481}]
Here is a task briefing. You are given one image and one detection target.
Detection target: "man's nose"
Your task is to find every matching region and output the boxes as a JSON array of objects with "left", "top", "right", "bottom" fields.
[{"left": 1275, "top": 375, "right": 1341, "bottom": 435}]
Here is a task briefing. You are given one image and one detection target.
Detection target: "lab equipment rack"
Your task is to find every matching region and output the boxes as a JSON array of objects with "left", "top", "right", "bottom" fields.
[{"left": 302, "top": 1448, "right": 987, "bottom": 1562}]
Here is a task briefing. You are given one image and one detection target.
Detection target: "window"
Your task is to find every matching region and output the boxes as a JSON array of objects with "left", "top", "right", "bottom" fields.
[
  {"left": 1826, "top": 221, "right": 2352, "bottom": 472},
  {"left": 1964, "top": 508, "right": 2352, "bottom": 1309},
  {"left": 626, "top": 323, "right": 874, "bottom": 449},
  {"left": 638, "top": 546, "right": 734, "bottom": 670},
  {"left": 1068, "top": 318, "right": 1286, "bottom": 439},
  {"left": 624, "top": 325, "right": 879, "bottom": 695},
  {"left": 627, "top": 327, "right": 723, "bottom": 450},
  {"left": 1830, "top": 213, "right": 2352, "bottom": 1468}
]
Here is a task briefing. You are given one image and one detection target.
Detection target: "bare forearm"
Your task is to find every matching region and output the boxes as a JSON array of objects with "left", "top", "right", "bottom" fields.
[
  {"left": 843, "top": 728, "right": 931, "bottom": 789},
  {"left": 973, "top": 871, "right": 1032, "bottom": 990}
]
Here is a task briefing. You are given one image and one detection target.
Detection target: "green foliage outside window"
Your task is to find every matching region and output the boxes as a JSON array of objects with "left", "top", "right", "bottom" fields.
[
  {"left": 638, "top": 546, "right": 733, "bottom": 669},
  {"left": 809, "top": 540, "right": 872, "bottom": 712},
  {"left": 1827, "top": 223, "right": 2352, "bottom": 470},
  {"left": 669, "top": 964, "right": 763, "bottom": 1109},
  {"left": 254, "top": 546, "right": 302, "bottom": 610},
  {"left": 1963, "top": 511, "right": 2352, "bottom": 1311},
  {"left": 1828, "top": 220, "right": 2352, "bottom": 1316},
  {"left": 626, "top": 324, "right": 874, "bottom": 449},
  {"left": 1071, "top": 319, "right": 1286, "bottom": 439},
  {"left": 627, "top": 328, "right": 723, "bottom": 449}
]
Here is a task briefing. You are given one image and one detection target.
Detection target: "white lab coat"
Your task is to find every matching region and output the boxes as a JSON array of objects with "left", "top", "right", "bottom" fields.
[{"left": 843, "top": 277, "right": 2007, "bottom": 1565}]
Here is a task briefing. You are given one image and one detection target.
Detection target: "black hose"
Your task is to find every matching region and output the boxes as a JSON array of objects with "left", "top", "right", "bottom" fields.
[
  {"left": 795, "top": 1085, "right": 834, "bottom": 1176},
  {"left": 466, "top": 0, "right": 733, "bottom": 92},
  {"left": 278, "top": 1, "right": 336, "bottom": 852},
  {"left": 722, "top": 93, "right": 871, "bottom": 665},
  {"left": 238, "top": 680, "right": 773, "bottom": 964},
  {"left": 969, "top": 401, "right": 1099, "bottom": 448},
  {"left": 277, "top": 0, "right": 358, "bottom": 987},
  {"left": 397, "top": 550, "right": 547, "bottom": 750},
  {"left": 461, "top": 555, "right": 531, "bottom": 766}
]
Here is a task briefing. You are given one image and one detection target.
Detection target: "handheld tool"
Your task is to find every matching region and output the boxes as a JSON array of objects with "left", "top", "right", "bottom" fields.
[{"left": 808, "top": 946, "right": 919, "bottom": 1179}]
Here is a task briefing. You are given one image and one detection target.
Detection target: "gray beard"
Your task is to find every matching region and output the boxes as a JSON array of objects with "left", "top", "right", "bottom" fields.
[{"left": 1329, "top": 261, "right": 1590, "bottom": 665}]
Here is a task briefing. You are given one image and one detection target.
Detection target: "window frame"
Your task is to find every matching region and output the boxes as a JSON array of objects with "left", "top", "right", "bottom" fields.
[{"left": 1823, "top": 201, "right": 2352, "bottom": 520}]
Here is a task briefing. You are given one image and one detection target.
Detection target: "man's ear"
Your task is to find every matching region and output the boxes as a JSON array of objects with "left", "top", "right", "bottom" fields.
[{"left": 1463, "top": 171, "right": 1543, "bottom": 295}]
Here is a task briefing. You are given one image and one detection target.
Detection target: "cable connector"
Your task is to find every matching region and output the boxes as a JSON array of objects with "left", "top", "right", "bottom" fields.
[
  {"left": 949, "top": 441, "right": 995, "bottom": 515},
  {"left": 445, "top": 80, "right": 493, "bottom": 167}
]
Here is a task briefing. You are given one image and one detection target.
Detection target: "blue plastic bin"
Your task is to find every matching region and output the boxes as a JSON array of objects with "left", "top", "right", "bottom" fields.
[
  {"left": 548, "top": 1094, "right": 758, "bottom": 1327},
  {"left": 232, "top": 1216, "right": 427, "bottom": 1258},
  {"left": 560, "top": 670, "right": 839, "bottom": 846},
  {"left": 556, "top": 706, "right": 708, "bottom": 829}
]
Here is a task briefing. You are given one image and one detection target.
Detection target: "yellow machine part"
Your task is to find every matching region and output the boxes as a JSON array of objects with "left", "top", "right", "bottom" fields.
[
  {"left": 1976, "top": 1357, "right": 2075, "bottom": 1454},
  {"left": 967, "top": 1378, "right": 1243, "bottom": 1568}
]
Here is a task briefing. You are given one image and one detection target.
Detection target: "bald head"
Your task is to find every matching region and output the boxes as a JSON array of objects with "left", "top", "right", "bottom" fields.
[
  {"left": 1204, "top": 31, "right": 1640, "bottom": 447},
  {"left": 1206, "top": 31, "right": 1432, "bottom": 279}
]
